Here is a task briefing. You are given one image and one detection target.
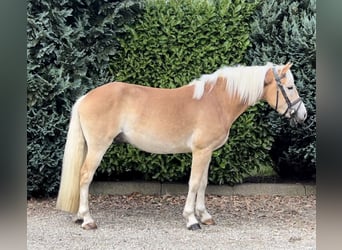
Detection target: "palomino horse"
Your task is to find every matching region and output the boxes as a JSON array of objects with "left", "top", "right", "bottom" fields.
[{"left": 56, "top": 62, "right": 307, "bottom": 230}]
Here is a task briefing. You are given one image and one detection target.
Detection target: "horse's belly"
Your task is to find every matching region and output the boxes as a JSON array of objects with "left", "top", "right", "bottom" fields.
[{"left": 123, "top": 132, "right": 191, "bottom": 154}]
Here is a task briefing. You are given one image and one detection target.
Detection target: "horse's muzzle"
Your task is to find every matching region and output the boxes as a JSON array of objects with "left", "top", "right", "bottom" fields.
[{"left": 288, "top": 101, "right": 307, "bottom": 126}]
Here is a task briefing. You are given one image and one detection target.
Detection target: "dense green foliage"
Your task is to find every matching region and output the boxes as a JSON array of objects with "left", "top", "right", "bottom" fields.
[
  {"left": 99, "top": 0, "right": 273, "bottom": 185},
  {"left": 111, "top": 0, "right": 256, "bottom": 86},
  {"left": 27, "top": 0, "right": 143, "bottom": 197},
  {"left": 245, "top": 0, "right": 316, "bottom": 179},
  {"left": 27, "top": 0, "right": 316, "bottom": 197}
]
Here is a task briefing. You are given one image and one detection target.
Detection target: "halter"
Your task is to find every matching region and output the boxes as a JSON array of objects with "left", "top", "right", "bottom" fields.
[{"left": 272, "top": 68, "right": 302, "bottom": 118}]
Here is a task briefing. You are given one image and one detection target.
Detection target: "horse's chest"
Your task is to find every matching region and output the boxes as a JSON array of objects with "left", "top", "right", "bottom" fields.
[{"left": 214, "top": 131, "right": 230, "bottom": 150}]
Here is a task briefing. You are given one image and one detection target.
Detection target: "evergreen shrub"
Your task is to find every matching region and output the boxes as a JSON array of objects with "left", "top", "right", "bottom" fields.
[
  {"left": 245, "top": 0, "right": 316, "bottom": 179},
  {"left": 99, "top": 0, "right": 274, "bottom": 185},
  {"left": 27, "top": 0, "right": 143, "bottom": 197}
]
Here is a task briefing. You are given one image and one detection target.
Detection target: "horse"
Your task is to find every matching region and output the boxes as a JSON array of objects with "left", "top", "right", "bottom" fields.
[{"left": 56, "top": 62, "right": 307, "bottom": 230}]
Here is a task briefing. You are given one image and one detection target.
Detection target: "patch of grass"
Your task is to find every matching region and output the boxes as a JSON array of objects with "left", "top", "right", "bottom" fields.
[{"left": 243, "top": 164, "right": 279, "bottom": 183}]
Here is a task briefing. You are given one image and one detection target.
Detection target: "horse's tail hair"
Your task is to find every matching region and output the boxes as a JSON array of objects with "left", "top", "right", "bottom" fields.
[{"left": 56, "top": 95, "right": 87, "bottom": 213}]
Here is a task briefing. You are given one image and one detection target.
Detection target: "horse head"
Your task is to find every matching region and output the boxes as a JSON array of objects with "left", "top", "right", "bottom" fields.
[{"left": 263, "top": 62, "right": 307, "bottom": 125}]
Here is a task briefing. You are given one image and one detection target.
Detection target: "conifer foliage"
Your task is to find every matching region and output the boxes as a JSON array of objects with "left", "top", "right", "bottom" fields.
[
  {"left": 245, "top": 0, "right": 316, "bottom": 179},
  {"left": 27, "top": 0, "right": 142, "bottom": 197}
]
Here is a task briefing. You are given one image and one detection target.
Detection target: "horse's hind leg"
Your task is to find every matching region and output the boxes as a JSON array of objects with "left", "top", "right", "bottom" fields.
[{"left": 76, "top": 143, "right": 111, "bottom": 230}]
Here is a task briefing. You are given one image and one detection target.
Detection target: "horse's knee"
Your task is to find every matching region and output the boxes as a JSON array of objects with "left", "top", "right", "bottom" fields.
[{"left": 188, "top": 180, "right": 201, "bottom": 193}]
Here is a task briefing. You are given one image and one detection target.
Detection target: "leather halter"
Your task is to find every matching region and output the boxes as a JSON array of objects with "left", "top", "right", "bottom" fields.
[{"left": 272, "top": 68, "right": 302, "bottom": 118}]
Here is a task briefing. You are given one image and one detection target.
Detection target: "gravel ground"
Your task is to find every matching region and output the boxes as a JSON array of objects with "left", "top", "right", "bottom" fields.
[{"left": 27, "top": 193, "right": 316, "bottom": 250}]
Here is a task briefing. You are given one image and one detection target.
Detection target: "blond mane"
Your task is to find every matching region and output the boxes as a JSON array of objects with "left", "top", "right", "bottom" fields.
[{"left": 189, "top": 62, "right": 274, "bottom": 105}]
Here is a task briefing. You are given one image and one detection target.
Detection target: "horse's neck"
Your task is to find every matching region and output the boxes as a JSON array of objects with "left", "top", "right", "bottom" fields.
[
  {"left": 211, "top": 79, "right": 250, "bottom": 128},
  {"left": 223, "top": 98, "right": 249, "bottom": 127}
]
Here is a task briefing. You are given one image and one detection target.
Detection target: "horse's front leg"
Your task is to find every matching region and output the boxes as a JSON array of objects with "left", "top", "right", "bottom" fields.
[
  {"left": 195, "top": 165, "right": 215, "bottom": 225},
  {"left": 183, "top": 149, "right": 212, "bottom": 230}
]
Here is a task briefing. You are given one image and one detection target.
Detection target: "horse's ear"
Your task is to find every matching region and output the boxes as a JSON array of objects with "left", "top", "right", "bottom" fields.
[
  {"left": 281, "top": 62, "right": 293, "bottom": 74},
  {"left": 264, "top": 68, "right": 273, "bottom": 85}
]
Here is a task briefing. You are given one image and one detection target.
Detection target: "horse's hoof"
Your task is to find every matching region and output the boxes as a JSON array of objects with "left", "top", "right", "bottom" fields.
[
  {"left": 82, "top": 222, "right": 97, "bottom": 230},
  {"left": 187, "top": 223, "right": 201, "bottom": 230},
  {"left": 202, "top": 218, "right": 216, "bottom": 225},
  {"left": 73, "top": 218, "right": 83, "bottom": 225}
]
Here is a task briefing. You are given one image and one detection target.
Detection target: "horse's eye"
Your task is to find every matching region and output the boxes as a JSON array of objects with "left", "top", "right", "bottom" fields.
[{"left": 287, "top": 86, "right": 294, "bottom": 90}]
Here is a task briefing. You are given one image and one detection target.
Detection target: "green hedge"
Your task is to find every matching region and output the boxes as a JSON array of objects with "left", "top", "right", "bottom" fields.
[
  {"left": 98, "top": 0, "right": 274, "bottom": 185},
  {"left": 245, "top": 0, "right": 316, "bottom": 179},
  {"left": 27, "top": 0, "right": 315, "bottom": 197},
  {"left": 27, "top": 0, "right": 143, "bottom": 197}
]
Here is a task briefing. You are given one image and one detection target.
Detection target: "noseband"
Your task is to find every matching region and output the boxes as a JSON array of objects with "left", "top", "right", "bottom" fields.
[{"left": 272, "top": 68, "right": 302, "bottom": 118}]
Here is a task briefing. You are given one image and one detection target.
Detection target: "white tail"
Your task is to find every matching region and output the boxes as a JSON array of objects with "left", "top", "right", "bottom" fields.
[{"left": 56, "top": 96, "right": 87, "bottom": 213}]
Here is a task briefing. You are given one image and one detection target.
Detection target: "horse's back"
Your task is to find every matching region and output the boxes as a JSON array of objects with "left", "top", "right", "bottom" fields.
[{"left": 76, "top": 82, "right": 195, "bottom": 153}]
